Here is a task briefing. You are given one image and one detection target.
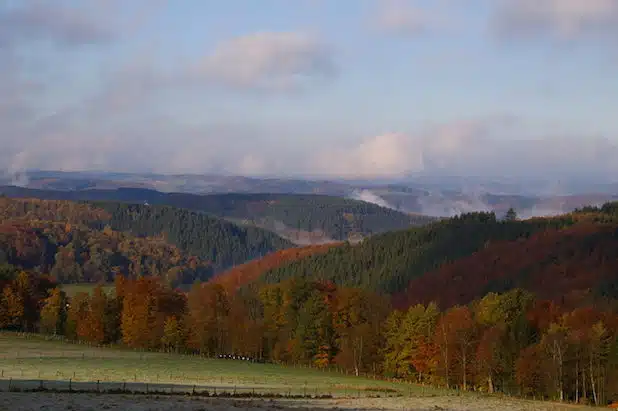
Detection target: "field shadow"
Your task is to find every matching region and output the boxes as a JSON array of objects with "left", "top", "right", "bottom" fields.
[{"left": 0, "top": 378, "right": 388, "bottom": 400}]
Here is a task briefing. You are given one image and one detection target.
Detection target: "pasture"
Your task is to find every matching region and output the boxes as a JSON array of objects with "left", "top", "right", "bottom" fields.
[
  {"left": 0, "top": 333, "right": 416, "bottom": 397},
  {"left": 0, "top": 333, "right": 594, "bottom": 410}
]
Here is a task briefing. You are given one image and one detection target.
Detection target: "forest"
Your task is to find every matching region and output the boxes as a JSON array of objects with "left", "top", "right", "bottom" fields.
[
  {"left": 1, "top": 274, "right": 617, "bottom": 405},
  {"left": 258, "top": 205, "right": 618, "bottom": 294},
  {"left": 0, "top": 197, "right": 292, "bottom": 284},
  {"left": 210, "top": 243, "right": 341, "bottom": 294},
  {"left": 0, "top": 186, "right": 434, "bottom": 240},
  {"left": 2, "top": 197, "right": 618, "bottom": 404}
]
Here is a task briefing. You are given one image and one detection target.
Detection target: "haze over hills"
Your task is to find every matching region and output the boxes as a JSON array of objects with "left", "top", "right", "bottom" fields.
[
  {"left": 1, "top": 170, "right": 617, "bottom": 220},
  {"left": 0, "top": 185, "right": 434, "bottom": 244}
]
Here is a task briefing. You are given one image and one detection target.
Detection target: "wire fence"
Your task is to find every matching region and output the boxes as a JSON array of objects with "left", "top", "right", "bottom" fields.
[{"left": 0, "top": 378, "right": 406, "bottom": 399}]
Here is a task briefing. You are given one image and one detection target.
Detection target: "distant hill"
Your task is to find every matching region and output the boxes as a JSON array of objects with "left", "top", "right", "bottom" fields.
[
  {"left": 209, "top": 243, "right": 342, "bottom": 294},
  {"left": 0, "top": 197, "right": 293, "bottom": 281},
  {"left": 4, "top": 171, "right": 617, "bottom": 220},
  {"left": 95, "top": 202, "right": 293, "bottom": 271},
  {"left": 257, "top": 202, "right": 618, "bottom": 305},
  {"left": 0, "top": 199, "right": 212, "bottom": 286},
  {"left": 0, "top": 186, "right": 435, "bottom": 242}
]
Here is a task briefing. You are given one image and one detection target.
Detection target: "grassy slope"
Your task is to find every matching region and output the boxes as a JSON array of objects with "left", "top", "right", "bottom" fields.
[
  {"left": 0, "top": 333, "right": 419, "bottom": 396},
  {"left": 0, "top": 335, "right": 594, "bottom": 410}
]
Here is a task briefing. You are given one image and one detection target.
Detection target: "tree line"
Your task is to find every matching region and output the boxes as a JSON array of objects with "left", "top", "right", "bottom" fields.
[{"left": 1, "top": 271, "right": 617, "bottom": 404}]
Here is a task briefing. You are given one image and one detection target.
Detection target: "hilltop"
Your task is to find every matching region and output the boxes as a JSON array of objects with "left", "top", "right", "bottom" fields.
[{"left": 0, "top": 186, "right": 434, "bottom": 242}]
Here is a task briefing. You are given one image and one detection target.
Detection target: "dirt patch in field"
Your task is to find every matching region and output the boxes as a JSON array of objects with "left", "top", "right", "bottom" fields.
[{"left": 0, "top": 392, "right": 593, "bottom": 411}]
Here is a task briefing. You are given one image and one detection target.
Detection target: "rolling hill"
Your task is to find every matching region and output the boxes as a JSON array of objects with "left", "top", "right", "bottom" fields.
[
  {"left": 0, "top": 197, "right": 293, "bottom": 281},
  {"left": 256, "top": 202, "right": 618, "bottom": 305},
  {"left": 393, "top": 220, "right": 618, "bottom": 310},
  {"left": 0, "top": 186, "right": 435, "bottom": 242},
  {"left": 4, "top": 171, "right": 618, "bottom": 220}
]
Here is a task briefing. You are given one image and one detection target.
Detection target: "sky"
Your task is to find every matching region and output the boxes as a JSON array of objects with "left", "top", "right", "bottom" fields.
[{"left": 1, "top": 0, "right": 618, "bottom": 182}]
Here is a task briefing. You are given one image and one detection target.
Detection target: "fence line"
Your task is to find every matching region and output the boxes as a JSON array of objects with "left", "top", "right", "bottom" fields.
[{"left": 0, "top": 378, "right": 407, "bottom": 399}]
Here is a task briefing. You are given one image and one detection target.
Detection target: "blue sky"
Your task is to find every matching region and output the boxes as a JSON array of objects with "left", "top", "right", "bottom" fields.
[{"left": 1, "top": 0, "right": 618, "bottom": 181}]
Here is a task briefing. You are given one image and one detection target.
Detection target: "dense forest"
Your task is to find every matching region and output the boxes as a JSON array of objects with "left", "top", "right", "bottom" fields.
[
  {"left": 0, "top": 197, "right": 292, "bottom": 283},
  {"left": 94, "top": 202, "right": 293, "bottom": 270},
  {"left": 0, "top": 186, "right": 435, "bottom": 240},
  {"left": 394, "top": 221, "right": 618, "bottom": 310},
  {"left": 258, "top": 204, "right": 618, "bottom": 294}
]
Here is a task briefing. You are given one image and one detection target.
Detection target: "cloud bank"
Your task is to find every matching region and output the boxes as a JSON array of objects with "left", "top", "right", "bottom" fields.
[
  {"left": 0, "top": 0, "right": 616, "bottom": 185},
  {"left": 492, "top": 0, "right": 618, "bottom": 42},
  {"left": 201, "top": 32, "right": 336, "bottom": 91}
]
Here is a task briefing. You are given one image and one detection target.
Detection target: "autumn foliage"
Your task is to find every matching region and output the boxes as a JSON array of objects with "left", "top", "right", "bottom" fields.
[
  {"left": 394, "top": 222, "right": 618, "bottom": 310},
  {"left": 3, "top": 197, "right": 618, "bottom": 405},
  {"left": 209, "top": 243, "right": 342, "bottom": 294}
]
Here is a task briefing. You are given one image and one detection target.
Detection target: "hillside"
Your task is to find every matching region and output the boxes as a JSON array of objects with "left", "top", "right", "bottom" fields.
[
  {"left": 0, "top": 217, "right": 212, "bottom": 287},
  {"left": 258, "top": 202, "right": 618, "bottom": 297},
  {"left": 258, "top": 212, "right": 565, "bottom": 293},
  {"left": 0, "top": 197, "right": 292, "bottom": 281},
  {"left": 393, "top": 221, "right": 618, "bottom": 310},
  {"left": 0, "top": 186, "right": 435, "bottom": 242},
  {"left": 209, "top": 243, "right": 342, "bottom": 293},
  {"left": 93, "top": 202, "right": 293, "bottom": 270}
]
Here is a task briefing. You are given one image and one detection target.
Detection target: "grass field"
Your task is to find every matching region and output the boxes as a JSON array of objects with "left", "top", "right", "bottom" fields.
[
  {"left": 0, "top": 333, "right": 421, "bottom": 397},
  {"left": 0, "top": 333, "right": 595, "bottom": 410}
]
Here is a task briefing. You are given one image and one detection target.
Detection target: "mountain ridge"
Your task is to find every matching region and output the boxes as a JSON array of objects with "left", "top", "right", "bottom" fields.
[{"left": 0, "top": 186, "right": 433, "bottom": 242}]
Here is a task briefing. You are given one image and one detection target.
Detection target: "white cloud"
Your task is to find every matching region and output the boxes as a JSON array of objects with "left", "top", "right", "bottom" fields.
[
  {"left": 370, "top": 0, "right": 458, "bottom": 36},
  {"left": 305, "top": 120, "right": 618, "bottom": 180},
  {"left": 0, "top": 0, "right": 125, "bottom": 48},
  {"left": 375, "top": 2, "right": 433, "bottom": 34},
  {"left": 200, "top": 32, "right": 336, "bottom": 91},
  {"left": 492, "top": 0, "right": 618, "bottom": 41},
  {"left": 310, "top": 133, "right": 424, "bottom": 179}
]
